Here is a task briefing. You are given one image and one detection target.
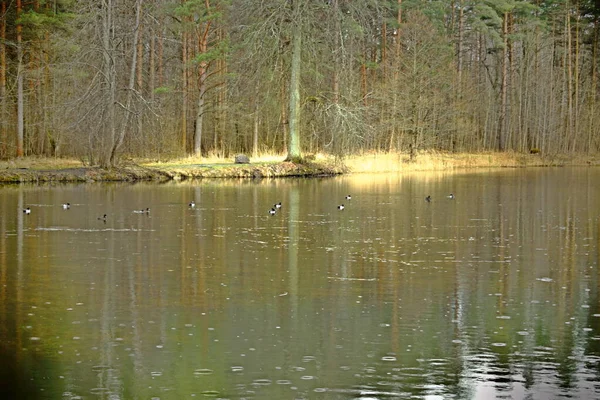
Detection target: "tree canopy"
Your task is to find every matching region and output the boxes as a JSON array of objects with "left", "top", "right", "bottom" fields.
[{"left": 0, "top": 0, "right": 599, "bottom": 165}]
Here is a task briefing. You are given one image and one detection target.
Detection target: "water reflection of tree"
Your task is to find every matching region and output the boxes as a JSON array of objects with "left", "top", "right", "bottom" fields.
[
  {"left": 288, "top": 185, "right": 299, "bottom": 328},
  {"left": 4, "top": 171, "right": 600, "bottom": 397}
]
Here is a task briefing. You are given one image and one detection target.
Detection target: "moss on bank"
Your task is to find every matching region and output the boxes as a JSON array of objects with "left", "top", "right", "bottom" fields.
[
  {"left": 0, "top": 159, "right": 346, "bottom": 183},
  {"left": 0, "top": 166, "right": 172, "bottom": 183},
  {"left": 155, "top": 160, "right": 347, "bottom": 180},
  {"left": 0, "top": 152, "right": 598, "bottom": 183}
]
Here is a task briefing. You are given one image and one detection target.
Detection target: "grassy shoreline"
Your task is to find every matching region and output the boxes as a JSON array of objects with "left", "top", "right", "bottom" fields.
[{"left": 0, "top": 152, "right": 598, "bottom": 183}]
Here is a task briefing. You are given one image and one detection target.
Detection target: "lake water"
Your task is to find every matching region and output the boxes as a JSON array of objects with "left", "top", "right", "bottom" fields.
[{"left": 1, "top": 167, "right": 600, "bottom": 399}]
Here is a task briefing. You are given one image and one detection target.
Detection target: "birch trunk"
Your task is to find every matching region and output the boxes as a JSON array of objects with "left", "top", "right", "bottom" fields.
[{"left": 286, "top": 14, "right": 302, "bottom": 161}]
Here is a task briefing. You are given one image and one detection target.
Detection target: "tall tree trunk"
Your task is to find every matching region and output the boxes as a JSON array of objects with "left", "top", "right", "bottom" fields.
[
  {"left": 280, "top": 83, "right": 288, "bottom": 154},
  {"left": 519, "top": 41, "right": 528, "bottom": 152},
  {"left": 181, "top": 31, "right": 188, "bottom": 153},
  {"left": 252, "top": 94, "right": 259, "bottom": 158},
  {"left": 158, "top": 15, "right": 164, "bottom": 87},
  {"left": 589, "top": 18, "right": 598, "bottom": 153},
  {"left": 453, "top": 0, "right": 464, "bottom": 152},
  {"left": 390, "top": 0, "right": 402, "bottom": 151},
  {"left": 149, "top": 27, "right": 155, "bottom": 103},
  {"left": 396, "top": 0, "right": 402, "bottom": 58},
  {"left": 507, "top": 12, "right": 514, "bottom": 149},
  {"left": 137, "top": 20, "right": 144, "bottom": 93},
  {"left": 136, "top": 15, "right": 144, "bottom": 149},
  {"left": 215, "top": 27, "right": 226, "bottom": 153},
  {"left": 101, "top": 0, "right": 116, "bottom": 166},
  {"left": 194, "top": 1, "right": 212, "bottom": 157},
  {"left": 566, "top": 4, "right": 574, "bottom": 152},
  {"left": 42, "top": 1, "right": 52, "bottom": 156},
  {"left": 285, "top": 14, "right": 302, "bottom": 161},
  {"left": 498, "top": 11, "right": 509, "bottom": 151},
  {"left": 332, "top": 0, "right": 340, "bottom": 105},
  {"left": 16, "top": 0, "right": 24, "bottom": 157},
  {"left": 381, "top": 21, "right": 387, "bottom": 83},
  {"left": 0, "top": 0, "right": 6, "bottom": 157},
  {"left": 360, "top": 52, "right": 368, "bottom": 108},
  {"left": 194, "top": 78, "right": 205, "bottom": 156},
  {"left": 534, "top": 19, "right": 541, "bottom": 150},
  {"left": 456, "top": 0, "right": 464, "bottom": 87},
  {"left": 381, "top": 21, "right": 388, "bottom": 151},
  {"left": 32, "top": 0, "right": 42, "bottom": 155},
  {"left": 109, "top": 0, "right": 143, "bottom": 166}
]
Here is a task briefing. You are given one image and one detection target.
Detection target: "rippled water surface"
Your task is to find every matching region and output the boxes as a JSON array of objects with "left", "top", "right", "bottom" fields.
[{"left": 1, "top": 167, "right": 600, "bottom": 399}]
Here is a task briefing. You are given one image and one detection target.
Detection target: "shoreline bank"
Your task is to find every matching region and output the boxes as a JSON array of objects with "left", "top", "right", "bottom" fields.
[{"left": 0, "top": 152, "right": 598, "bottom": 183}]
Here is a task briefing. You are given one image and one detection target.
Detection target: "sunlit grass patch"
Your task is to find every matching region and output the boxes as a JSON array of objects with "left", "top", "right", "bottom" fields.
[{"left": 342, "top": 150, "right": 582, "bottom": 173}]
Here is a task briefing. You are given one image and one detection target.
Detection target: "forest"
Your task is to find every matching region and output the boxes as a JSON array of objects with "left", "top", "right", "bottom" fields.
[{"left": 0, "top": 0, "right": 599, "bottom": 167}]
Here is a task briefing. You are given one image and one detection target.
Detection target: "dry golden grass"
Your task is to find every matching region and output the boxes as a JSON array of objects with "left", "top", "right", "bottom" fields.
[
  {"left": 343, "top": 150, "right": 600, "bottom": 173},
  {"left": 344, "top": 151, "right": 502, "bottom": 173}
]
